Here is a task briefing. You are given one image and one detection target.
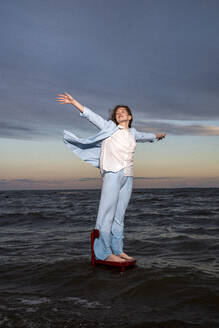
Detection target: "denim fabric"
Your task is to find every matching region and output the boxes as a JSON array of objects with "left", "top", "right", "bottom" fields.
[{"left": 94, "top": 168, "right": 133, "bottom": 260}]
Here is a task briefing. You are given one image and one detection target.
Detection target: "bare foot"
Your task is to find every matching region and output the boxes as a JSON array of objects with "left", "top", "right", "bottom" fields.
[
  {"left": 105, "top": 254, "right": 127, "bottom": 262},
  {"left": 118, "top": 252, "right": 135, "bottom": 261}
]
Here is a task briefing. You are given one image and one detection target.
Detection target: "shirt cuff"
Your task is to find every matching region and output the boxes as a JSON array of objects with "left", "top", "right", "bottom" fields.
[
  {"left": 79, "top": 106, "right": 89, "bottom": 117},
  {"left": 150, "top": 133, "right": 157, "bottom": 142}
]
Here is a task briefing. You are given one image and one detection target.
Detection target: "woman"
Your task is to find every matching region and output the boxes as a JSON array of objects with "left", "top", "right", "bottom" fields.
[{"left": 56, "top": 92, "right": 166, "bottom": 263}]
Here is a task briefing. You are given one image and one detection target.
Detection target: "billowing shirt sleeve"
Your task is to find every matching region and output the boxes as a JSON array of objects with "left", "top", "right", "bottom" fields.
[
  {"left": 80, "top": 106, "right": 109, "bottom": 130},
  {"left": 133, "top": 128, "right": 157, "bottom": 143}
]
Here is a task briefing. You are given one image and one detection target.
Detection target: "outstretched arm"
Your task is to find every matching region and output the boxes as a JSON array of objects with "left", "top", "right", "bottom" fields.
[
  {"left": 56, "top": 92, "right": 108, "bottom": 130},
  {"left": 134, "top": 128, "right": 166, "bottom": 142}
]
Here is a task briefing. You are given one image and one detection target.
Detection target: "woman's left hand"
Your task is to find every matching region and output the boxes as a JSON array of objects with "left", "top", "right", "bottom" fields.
[{"left": 156, "top": 133, "right": 166, "bottom": 141}]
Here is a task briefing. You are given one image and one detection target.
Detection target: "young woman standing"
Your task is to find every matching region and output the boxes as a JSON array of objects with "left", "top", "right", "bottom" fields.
[{"left": 57, "top": 92, "right": 166, "bottom": 263}]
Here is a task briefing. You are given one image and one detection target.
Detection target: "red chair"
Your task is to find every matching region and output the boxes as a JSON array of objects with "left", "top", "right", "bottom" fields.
[{"left": 91, "top": 229, "right": 136, "bottom": 272}]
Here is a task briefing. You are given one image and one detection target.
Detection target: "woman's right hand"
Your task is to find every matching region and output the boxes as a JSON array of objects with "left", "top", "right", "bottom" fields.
[
  {"left": 56, "top": 92, "right": 74, "bottom": 104},
  {"left": 56, "top": 92, "right": 84, "bottom": 113}
]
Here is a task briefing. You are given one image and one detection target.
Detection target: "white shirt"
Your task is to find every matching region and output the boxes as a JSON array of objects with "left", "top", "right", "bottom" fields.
[{"left": 100, "top": 124, "right": 136, "bottom": 177}]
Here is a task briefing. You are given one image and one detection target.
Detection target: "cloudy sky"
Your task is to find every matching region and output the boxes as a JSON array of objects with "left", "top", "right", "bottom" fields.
[{"left": 1, "top": 0, "right": 219, "bottom": 190}]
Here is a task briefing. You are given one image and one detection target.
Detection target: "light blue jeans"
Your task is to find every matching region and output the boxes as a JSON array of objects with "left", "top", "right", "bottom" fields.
[{"left": 94, "top": 168, "right": 133, "bottom": 260}]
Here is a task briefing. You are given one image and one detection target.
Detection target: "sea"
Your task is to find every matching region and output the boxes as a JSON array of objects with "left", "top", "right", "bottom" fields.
[{"left": 0, "top": 188, "right": 218, "bottom": 328}]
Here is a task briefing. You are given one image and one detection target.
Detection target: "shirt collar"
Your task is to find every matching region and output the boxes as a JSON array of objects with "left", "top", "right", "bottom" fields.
[{"left": 118, "top": 124, "right": 129, "bottom": 130}]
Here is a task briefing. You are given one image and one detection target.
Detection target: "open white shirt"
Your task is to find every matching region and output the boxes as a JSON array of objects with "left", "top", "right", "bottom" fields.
[{"left": 100, "top": 124, "right": 136, "bottom": 177}]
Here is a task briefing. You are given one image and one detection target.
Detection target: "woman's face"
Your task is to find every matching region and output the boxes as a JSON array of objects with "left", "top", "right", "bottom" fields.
[{"left": 115, "top": 107, "right": 132, "bottom": 124}]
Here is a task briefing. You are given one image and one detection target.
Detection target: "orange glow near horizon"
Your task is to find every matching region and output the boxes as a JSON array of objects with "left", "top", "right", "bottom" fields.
[{"left": 0, "top": 135, "right": 218, "bottom": 190}]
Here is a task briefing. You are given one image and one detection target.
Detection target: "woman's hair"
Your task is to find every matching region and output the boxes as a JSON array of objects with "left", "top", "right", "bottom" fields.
[{"left": 109, "top": 105, "right": 133, "bottom": 128}]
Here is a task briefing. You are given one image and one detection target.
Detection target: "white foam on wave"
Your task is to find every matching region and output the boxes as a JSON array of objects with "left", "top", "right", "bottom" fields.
[
  {"left": 61, "top": 296, "right": 110, "bottom": 309},
  {"left": 18, "top": 297, "right": 50, "bottom": 305},
  {"left": 25, "top": 307, "right": 37, "bottom": 312},
  {"left": 16, "top": 296, "right": 111, "bottom": 310}
]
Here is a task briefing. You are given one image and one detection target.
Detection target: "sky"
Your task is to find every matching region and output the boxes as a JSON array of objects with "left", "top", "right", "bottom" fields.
[{"left": 0, "top": 0, "right": 219, "bottom": 190}]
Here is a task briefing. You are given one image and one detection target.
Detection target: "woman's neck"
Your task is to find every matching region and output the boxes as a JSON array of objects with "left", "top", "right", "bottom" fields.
[{"left": 118, "top": 122, "right": 129, "bottom": 129}]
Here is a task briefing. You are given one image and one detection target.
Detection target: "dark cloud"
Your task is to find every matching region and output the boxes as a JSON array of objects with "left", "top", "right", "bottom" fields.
[
  {"left": 1, "top": 0, "right": 219, "bottom": 140},
  {"left": 135, "top": 120, "right": 219, "bottom": 136},
  {"left": 0, "top": 121, "right": 54, "bottom": 140},
  {"left": 78, "top": 178, "right": 100, "bottom": 182},
  {"left": 133, "top": 177, "right": 182, "bottom": 180},
  {"left": 0, "top": 176, "right": 182, "bottom": 186},
  {"left": 0, "top": 117, "right": 218, "bottom": 141},
  {"left": 0, "top": 179, "right": 51, "bottom": 185},
  {"left": 77, "top": 177, "right": 187, "bottom": 181}
]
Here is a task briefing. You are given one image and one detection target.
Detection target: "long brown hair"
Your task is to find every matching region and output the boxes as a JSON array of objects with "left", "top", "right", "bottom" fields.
[{"left": 109, "top": 105, "right": 133, "bottom": 128}]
